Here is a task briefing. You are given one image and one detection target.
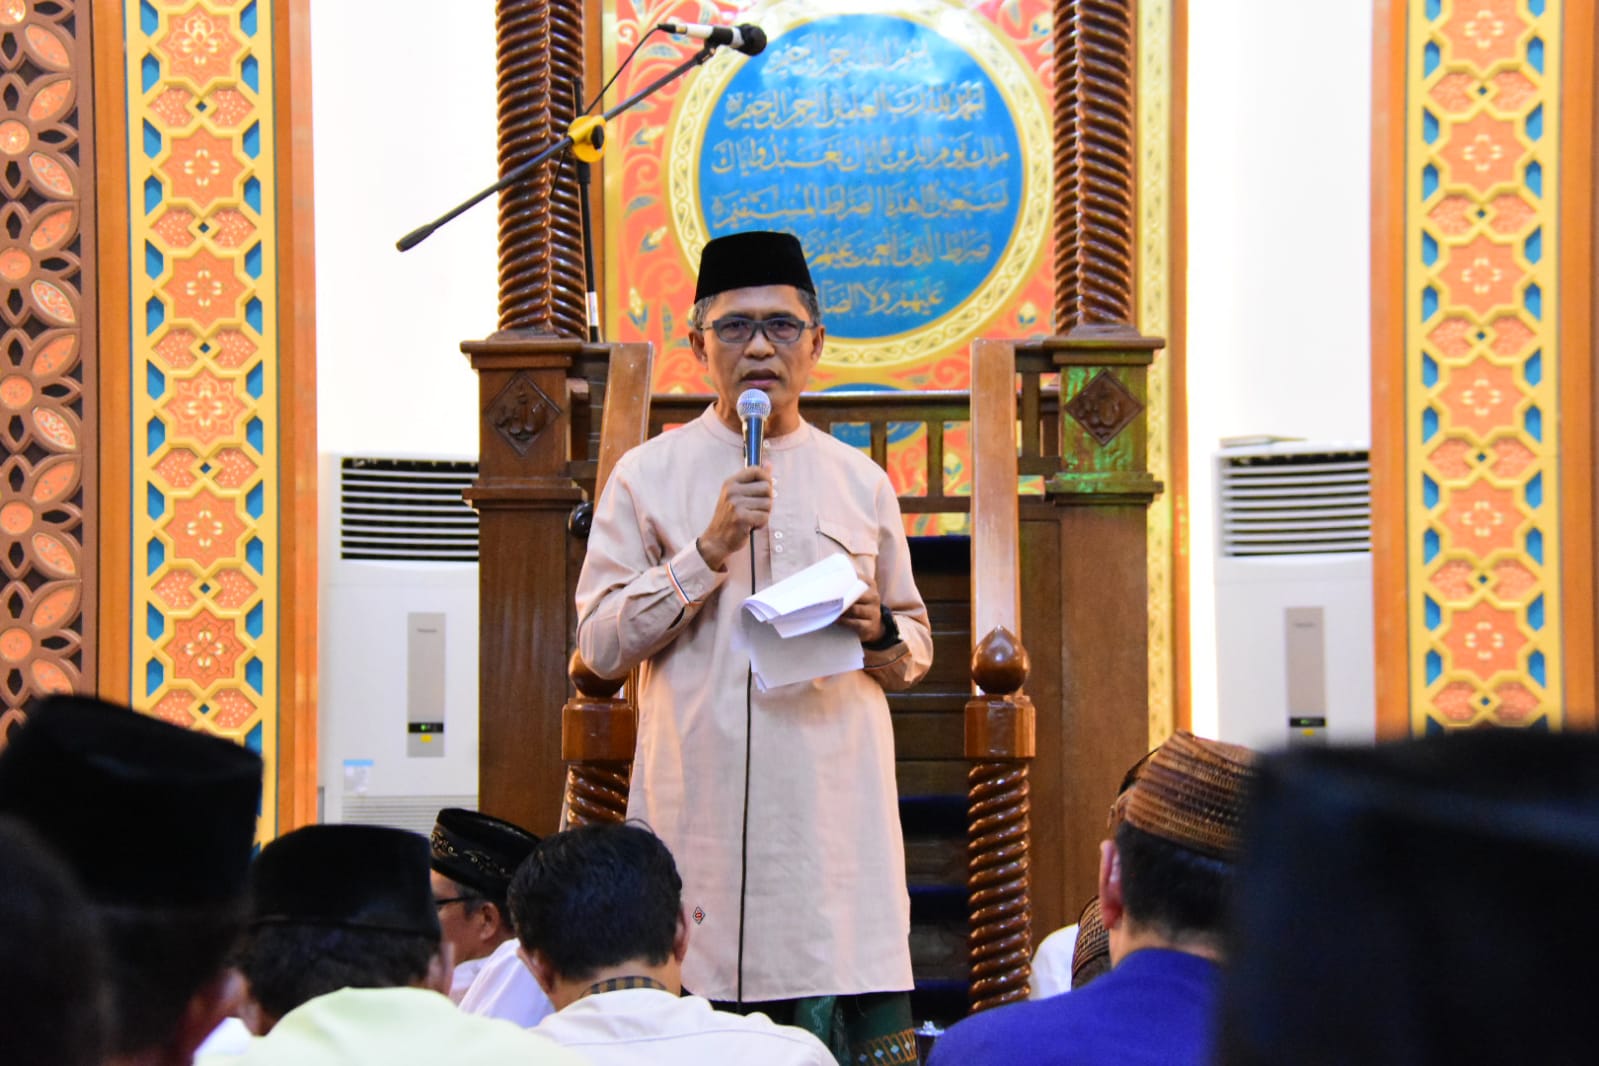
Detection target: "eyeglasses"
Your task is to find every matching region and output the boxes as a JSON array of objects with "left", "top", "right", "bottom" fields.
[{"left": 704, "top": 315, "right": 816, "bottom": 346}]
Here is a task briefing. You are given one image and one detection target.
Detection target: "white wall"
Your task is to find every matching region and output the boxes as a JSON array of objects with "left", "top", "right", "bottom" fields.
[
  {"left": 1186, "top": 2, "right": 1373, "bottom": 737},
  {"left": 311, "top": 1, "right": 499, "bottom": 460}
]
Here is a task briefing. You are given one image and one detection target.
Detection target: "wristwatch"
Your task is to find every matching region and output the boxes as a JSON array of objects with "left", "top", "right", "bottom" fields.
[{"left": 863, "top": 604, "right": 902, "bottom": 650}]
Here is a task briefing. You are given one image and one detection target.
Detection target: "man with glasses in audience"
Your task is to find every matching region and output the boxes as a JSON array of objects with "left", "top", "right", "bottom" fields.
[
  {"left": 429, "top": 807, "right": 541, "bottom": 1010},
  {"left": 576, "top": 230, "right": 933, "bottom": 1064}
]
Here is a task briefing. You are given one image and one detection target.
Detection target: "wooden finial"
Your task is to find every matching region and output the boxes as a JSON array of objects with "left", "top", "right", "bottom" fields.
[
  {"left": 972, "top": 626, "right": 1029, "bottom": 696},
  {"left": 569, "top": 651, "right": 626, "bottom": 699}
]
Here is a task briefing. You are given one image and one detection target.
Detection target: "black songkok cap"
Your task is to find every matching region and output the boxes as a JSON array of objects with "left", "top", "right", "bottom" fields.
[
  {"left": 251, "top": 824, "right": 440, "bottom": 938},
  {"left": 431, "top": 808, "right": 539, "bottom": 900},
  {"left": 0, "top": 694, "right": 262, "bottom": 908},
  {"left": 694, "top": 230, "right": 815, "bottom": 303},
  {"left": 1217, "top": 730, "right": 1599, "bottom": 1066}
]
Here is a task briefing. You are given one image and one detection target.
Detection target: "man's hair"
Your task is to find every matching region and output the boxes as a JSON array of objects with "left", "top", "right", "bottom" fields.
[
  {"left": 236, "top": 923, "right": 439, "bottom": 1021},
  {"left": 689, "top": 288, "right": 822, "bottom": 331},
  {"left": 99, "top": 901, "right": 244, "bottom": 1054},
  {"left": 1115, "top": 821, "right": 1234, "bottom": 941},
  {"left": 509, "top": 823, "right": 682, "bottom": 982},
  {"left": 0, "top": 819, "right": 107, "bottom": 1066},
  {"left": 440, "top": 872, "right": 498, "bottom": 914}
]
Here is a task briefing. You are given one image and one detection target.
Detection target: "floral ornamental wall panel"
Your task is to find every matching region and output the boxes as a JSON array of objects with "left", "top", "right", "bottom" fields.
[
  {"left": 121, "top": 0, "right": 282, "bottom": 833},
  {"left": 0, "top": 0, "right": 97, "bottom": 749},
  {"left": 1403, "top": 0, "right": 1565, "bottom": 731}
]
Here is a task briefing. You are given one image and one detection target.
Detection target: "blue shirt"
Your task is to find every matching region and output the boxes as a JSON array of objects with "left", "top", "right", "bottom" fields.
[{"left": 927, "top": 949, "right": 1219, "bottom": 1066}]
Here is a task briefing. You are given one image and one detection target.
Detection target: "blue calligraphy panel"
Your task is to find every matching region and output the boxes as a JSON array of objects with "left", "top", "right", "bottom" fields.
[{"left": 698, "top": 15, "right": 1025, "bottom": 341}]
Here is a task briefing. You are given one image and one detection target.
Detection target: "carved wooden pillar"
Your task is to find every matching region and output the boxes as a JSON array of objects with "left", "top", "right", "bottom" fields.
[
  {"left": 966, "top": 627, "right": 1036, "bottom": 1012},
  {"left": 463, "top": 338, "right": 585, "bottom": 834},
  {"left": 467, "top": 0, "right": 592, "bottom": 831},
  {"left": 561, "top": 653, "right": 634, "bottom": 825},
  {"left": 1022, "top": 336, "right": 1162, "bottom": 928},
  {"left": 496, "top": 0, "right": 588, "bottom": 335},
  {"left": 1054, "top": 0, "right": 1138, "bottom": 337},
  {"left": 1022, "top": 0, "right": 1164, "bottom": 927}
]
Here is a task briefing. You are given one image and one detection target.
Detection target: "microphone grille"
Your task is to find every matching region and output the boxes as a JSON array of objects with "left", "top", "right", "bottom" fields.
[
  {"left": 736, "top": 389, "right": 772, "bottom": 420},
  {"left": 739, "top": 25, "right": 768, "bottom": 55}
]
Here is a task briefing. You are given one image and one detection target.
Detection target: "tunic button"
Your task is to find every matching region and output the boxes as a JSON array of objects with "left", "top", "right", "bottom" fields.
[
  {"left": 773, "top": 531, "right": 784, "bottom": 539},
  {"left": 774, "top": 544, "right": 784, "bottom": 554}
]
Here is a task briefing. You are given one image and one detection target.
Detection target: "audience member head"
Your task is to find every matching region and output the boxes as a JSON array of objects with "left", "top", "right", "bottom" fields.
[
  {"left": 1107, "top": 748, "right": 1156, "bottom": 830},
  {"left": 0, "top": 816, "right": 108, "bottom": 1066},
  {"left": 1100, "top": 731, "right": 1256, "bottom": 964},
  {"left": 0, "top": 695, "right": 261, "bottom": 1065},
  {"left": 429, "top": 807, "right": 539, "bottom": 967},
  {"left": 234, "top": 824, "right": 447, "bottom": 1033},
  {"left": 1069, "top": 897, "right": 1110, "bottom": 989},
  {"left": 509, "top": 822, "right": 687, "bottom": 1009},
  {"left": 1217, "top": 729, "right": 1599, "bottom": 1066}
]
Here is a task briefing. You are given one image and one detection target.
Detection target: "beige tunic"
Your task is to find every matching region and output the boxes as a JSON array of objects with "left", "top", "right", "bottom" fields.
[{"left": 576, "top": 407, "right": 933, "bottom": 1001}]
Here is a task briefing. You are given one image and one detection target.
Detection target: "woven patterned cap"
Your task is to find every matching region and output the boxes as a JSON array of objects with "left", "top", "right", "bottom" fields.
[
  {"left": 1070, "top": 896, "right": 1109, "bottom": 982},
  {"left": 1125, "top": 731, "right": 1257, "bottom": 861}
]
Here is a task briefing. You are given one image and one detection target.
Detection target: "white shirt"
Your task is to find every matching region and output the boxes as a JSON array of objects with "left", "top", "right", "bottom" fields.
[
  {"left": 195, "top": 1016, "right": 253, "bottom": 1058},
  {"left": 450, "top": 954, "right": 490, "bottom": 1004},
  {"left": 535, "top": 987, "right": 833, "bottom": 1065},
  {"left": 459, "top": 937, "right": 556, "bottom": 1027},
  {"left": 1029, "top": 922, "right": 1081, "bottom": 999}
]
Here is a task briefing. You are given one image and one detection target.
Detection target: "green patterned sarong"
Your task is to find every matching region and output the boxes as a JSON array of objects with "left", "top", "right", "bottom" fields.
[{"left": 712, "top": 991, "right": 919, "bottom": 1066}]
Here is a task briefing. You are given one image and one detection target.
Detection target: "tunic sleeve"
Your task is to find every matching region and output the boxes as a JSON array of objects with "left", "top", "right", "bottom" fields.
[
  {"left": 575, "top": 461, "right": 727, "bottom": 679},
  {"left": 863, "top": 474, "right": 933, "bottom": 691}
]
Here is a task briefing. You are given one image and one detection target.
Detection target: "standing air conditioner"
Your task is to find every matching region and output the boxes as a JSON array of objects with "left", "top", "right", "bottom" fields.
[
  {"left": 1213, "top": 441, "right": 1375, "bottom": 751},
  {"left": 318, "top": 455, "right": 481, "bottom": 832}
]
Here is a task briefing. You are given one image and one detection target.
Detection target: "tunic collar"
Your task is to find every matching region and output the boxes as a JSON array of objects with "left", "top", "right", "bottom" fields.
[
  {"left": 579, "top": 976, "right": 671, "bottom": 1000},
  {"left": 698, "top": 405, "right": 814, "bottom": 452}
]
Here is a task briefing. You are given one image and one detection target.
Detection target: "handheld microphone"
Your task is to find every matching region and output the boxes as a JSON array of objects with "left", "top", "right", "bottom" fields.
[
  {"left": 736, "top": 389, "right": 771, "bottom": 468},
  {"left": 659, "top": 21, "right": 768, "bottom": 56}
]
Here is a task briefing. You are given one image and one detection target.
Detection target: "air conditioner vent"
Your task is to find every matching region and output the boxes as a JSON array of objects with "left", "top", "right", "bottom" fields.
[
  {"left": 1220, "top": 449, "right": 1371, "bottom": 557},
  {"left": 339, "top": 458, "right": 480, "bottom": 562}
]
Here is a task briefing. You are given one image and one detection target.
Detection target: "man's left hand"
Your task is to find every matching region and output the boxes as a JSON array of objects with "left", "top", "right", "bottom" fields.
[{"left": 840, "top": 577, "right": 884, "bottom": 644}]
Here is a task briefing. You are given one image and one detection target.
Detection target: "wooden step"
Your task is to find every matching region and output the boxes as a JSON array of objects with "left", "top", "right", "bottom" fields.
[{"left": 896, "top": 537, "right": 974, "bottom": 1024}]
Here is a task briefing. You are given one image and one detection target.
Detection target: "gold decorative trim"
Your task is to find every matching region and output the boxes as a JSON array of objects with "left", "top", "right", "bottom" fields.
[{"left": 1139, "top": 0, "right": 1174, "bottom": 746}]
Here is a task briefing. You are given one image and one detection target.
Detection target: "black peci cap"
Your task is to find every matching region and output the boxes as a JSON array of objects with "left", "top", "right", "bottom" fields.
[
  {"left": 431, "top": 808, "right": 539, "bottom": 900},
  {"left": 1217, "top": 730, "right": 1599, "bottom": 1066},
  {"left": 0, "top": 695, "right": 262, "bottom": 908},
  {"left": 694, "top": 230, "right": 815, "bottom": 303},
  {"left": 250, "top": 824, "right": 440, "bottom": 938}
]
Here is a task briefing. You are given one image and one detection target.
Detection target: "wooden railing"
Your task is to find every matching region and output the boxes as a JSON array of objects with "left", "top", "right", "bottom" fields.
[
  {"left": 559, "top": 343, "right": 651, "bottom": 827},
  {"left": 963, "top": 339, "right": 1036, "bottom": 1013},
  {"left": 648, "top": 378, "right": 1060, "bottom": 516}
]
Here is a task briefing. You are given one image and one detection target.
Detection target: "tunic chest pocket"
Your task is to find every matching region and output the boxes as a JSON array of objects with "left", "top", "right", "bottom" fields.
[{"left": 815, "top": 515, "right": 879, "bottom": 583}]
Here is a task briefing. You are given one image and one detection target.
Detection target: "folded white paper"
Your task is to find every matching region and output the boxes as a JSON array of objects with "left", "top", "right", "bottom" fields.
[
  {"left": 743, "top": 553, "right": 868, "bottom": 637},
  {"left": 739, "top": 554, "right": 869, "bottom": 689}
]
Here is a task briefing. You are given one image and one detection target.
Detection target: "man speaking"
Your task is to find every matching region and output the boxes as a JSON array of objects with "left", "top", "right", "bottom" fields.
[{"left": 575, "top": 230, "right": 932, "bottom": 1063}]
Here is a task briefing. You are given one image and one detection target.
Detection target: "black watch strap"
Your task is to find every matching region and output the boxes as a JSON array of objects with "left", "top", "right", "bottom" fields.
[{"left": 863, "top": 604, "right": 902, "bottom": 651}]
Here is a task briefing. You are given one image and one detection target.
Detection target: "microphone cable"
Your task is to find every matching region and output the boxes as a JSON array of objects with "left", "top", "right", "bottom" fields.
[
  {"left": 735, "top": 525, "right": 755, "bottom": 1007},
  {"left": 582, "top": 25, "right": 667, "bottom": 116}
]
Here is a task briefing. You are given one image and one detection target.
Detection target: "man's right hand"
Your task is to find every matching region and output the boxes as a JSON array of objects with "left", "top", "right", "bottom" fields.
[{"left": 697, "top": 465, "right": 773, "bottom": 571}]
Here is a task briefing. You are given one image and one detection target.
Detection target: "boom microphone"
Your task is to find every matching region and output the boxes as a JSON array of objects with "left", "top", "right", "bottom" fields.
[
  {"left": 659, "top": 21, "right": 768, "bottom": 56},
  {"left": 737, "top": 389, "right": 771, "bottom": 468}
]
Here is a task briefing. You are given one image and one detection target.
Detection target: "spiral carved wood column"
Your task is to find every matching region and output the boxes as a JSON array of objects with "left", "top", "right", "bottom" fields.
[
  {"left": 561, "top": 653, "right": 635, "bottom": 826},
  {"left": 966, "top": 626, "right": 1037, "bottom": 1012},
  {"left": 1053, "top": 0, "right": 1137, "bottom": 336},
  {"left": 496, "top": 0, "right": 588, "bottom": 335}
]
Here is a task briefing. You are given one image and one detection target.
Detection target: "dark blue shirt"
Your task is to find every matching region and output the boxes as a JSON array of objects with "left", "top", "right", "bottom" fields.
[{"left": 927, "top": 949, "right": 1219, "bottom": 1066}]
